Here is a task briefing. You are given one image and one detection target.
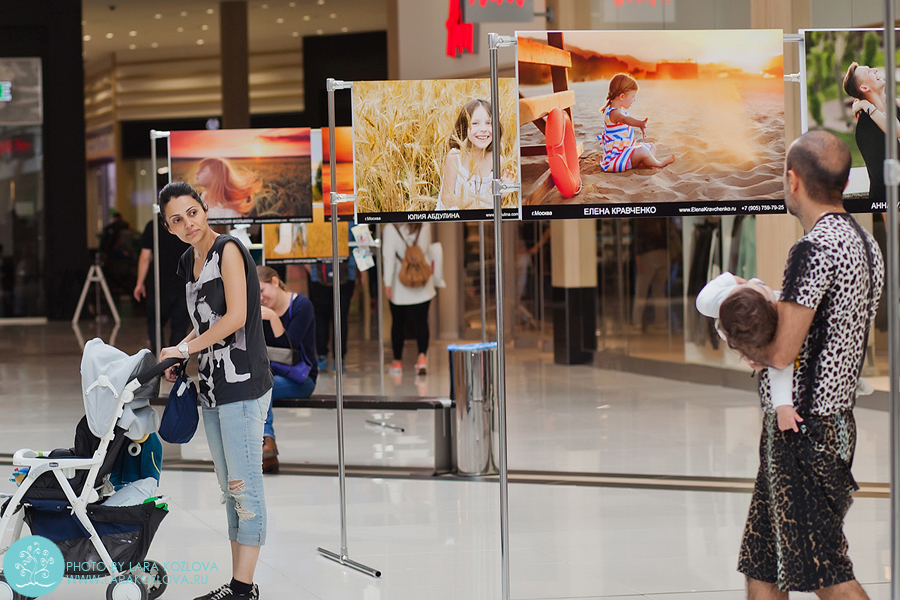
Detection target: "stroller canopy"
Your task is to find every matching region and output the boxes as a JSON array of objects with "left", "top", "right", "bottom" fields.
[{"left": 81, "top": 338, "right": 160, "bottom": 440}]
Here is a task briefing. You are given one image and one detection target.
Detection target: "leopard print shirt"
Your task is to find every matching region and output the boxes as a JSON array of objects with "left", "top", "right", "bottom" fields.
[{"left": 758, "top": 213, "right": 884, "bottom": 416}]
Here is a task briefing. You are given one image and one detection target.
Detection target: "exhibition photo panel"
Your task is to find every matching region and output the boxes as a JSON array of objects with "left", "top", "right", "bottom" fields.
[
  {"left": 264, "top": 128, "right": 349, "bottom": 264},
  {"left": 169, "top": 128, "right": 313, "bottom": 225},
  {"left": 517, "top": 29, "right": 786, "bottom": 220},
  {"left": 352, "top": 78, "right": 520, "bottom": 223},
  {"left": 802, "top": 28, "right": 899, "bottom": 212}
]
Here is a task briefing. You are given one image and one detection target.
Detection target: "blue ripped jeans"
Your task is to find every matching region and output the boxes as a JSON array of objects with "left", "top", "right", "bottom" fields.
[{"left": 202, "top": 390, "right": 271, "bottom": 546}]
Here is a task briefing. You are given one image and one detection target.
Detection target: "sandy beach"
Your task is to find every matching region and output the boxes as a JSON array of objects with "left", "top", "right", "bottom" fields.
[{"left": 520, "top": 78, "right": 785, "bottom": 205}]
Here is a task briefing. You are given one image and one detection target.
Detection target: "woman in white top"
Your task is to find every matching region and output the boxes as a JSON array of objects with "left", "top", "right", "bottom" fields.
[{"left": 382, "top": 223, "right": 436, "bottom": 375}]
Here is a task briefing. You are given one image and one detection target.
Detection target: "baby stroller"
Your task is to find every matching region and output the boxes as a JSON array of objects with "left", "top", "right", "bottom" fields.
[{"left": 0, "top": 339, "right": 180, "bottom": 600}]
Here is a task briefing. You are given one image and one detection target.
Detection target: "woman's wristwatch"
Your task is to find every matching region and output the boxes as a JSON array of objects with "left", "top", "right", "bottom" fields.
[{"left": 178, "top": 342, "right": 190, "bottom": 359}]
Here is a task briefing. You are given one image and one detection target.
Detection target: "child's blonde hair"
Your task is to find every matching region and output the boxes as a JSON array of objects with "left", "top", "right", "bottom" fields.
[
  {"left": 605, "top": 73, "right": 639, "bottom": 108},
  {"left": 197, "top": 157, "right": 261, "bottom": 216}
]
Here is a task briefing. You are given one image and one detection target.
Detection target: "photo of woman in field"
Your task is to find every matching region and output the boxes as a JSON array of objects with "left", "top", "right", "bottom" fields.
[{"left": 170, "top": 128, "right": 313, "bottom": 224}]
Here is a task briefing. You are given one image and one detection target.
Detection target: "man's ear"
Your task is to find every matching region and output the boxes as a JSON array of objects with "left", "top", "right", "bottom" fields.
[
  {"left": 859, "top": 83, "right": 871, "bottom": 94},
  {"left": 786, "top": 169, "right": 800, "bottom": 194}
]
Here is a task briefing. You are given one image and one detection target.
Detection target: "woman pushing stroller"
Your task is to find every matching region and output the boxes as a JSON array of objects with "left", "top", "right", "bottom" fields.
[{"left": 157, "top": 181, "right": 273, "bottom": 600}]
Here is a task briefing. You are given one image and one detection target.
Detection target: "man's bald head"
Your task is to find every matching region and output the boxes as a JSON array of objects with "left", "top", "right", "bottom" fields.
[{"left": 785, "top": 130, "right": 851, "bottom": 206}]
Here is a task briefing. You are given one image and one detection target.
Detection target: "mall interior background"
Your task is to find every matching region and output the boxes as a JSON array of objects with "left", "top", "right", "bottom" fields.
[{"left": 0, "top": 0, "right": 896, "bottom": 419}]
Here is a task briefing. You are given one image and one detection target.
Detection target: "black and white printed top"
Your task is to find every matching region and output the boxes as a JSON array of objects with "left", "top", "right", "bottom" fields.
[
  {"left": 178, "top": 235, "right": 273, "bottom": 408},
  {"left": 758, "top": 213, "right": 884, "bottom": 416}
]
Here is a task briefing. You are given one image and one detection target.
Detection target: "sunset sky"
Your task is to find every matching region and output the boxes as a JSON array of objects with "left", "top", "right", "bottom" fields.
[
  {"left": 526, "top": 29, "right": 783, "bottom": 75},
  {"left": 170, "top": 128, "right": 311, "bottom": 158}
]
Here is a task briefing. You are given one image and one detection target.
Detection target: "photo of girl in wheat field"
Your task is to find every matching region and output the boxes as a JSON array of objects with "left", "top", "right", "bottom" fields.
[
  {"left": 352, "top": 78, "right": 520, "bottom": 223},
  {"left": 170, "top": 128, "right": 313, "bottom": 225}
]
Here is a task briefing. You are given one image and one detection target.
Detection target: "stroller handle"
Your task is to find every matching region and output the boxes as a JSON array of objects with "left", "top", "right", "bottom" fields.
[{"left": 136, "top": 357, "right": 183, "bottom": 386}]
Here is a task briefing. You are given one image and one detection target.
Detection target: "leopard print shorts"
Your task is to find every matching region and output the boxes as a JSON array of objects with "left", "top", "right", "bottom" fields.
[{"left": 737, "top": 410, "right": 858, "bottom": 592}]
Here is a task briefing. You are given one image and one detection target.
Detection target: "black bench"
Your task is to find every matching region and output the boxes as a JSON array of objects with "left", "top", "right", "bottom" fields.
[{"left": 152, "top": 394, "right": 454, "bottom": 475}]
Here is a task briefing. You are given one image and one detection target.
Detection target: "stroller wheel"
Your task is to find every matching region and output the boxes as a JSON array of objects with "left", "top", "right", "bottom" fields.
[
  {"left": 138, "top": 560, "right": 167, "bottom": 600},
  {"left": 106, "top": 573, "right": 148, "bottom": 600},
  {"left": 0, "top": 573, "right": 24, "bottom": 600}
]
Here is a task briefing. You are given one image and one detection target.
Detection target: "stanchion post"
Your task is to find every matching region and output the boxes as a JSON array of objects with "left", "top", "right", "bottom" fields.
[
  {"left": 479, "top": 221, "right": 487, "bottom": 342},
  {"left": 317, "top": 78, "right": 381, "bottom": 579},
  {"left": 489, "top": 32, "right": 518, "bottom": 600},
  {"left": 882, "top": 10, "right": 900, "bottom": 600},
  {"left": 376, "top": 223, "right": 386, "bottom": 395},
  {"left": 149, "top": 130, "right": 170, "bottom": 356}
]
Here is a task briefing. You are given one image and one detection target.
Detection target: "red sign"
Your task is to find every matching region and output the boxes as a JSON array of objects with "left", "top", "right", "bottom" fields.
[
  {"left": 0, "top": 137, "right": 32, "bottom": 156},
  {"left": 446, "top": 0, "right": 474, "bottom": 58}
]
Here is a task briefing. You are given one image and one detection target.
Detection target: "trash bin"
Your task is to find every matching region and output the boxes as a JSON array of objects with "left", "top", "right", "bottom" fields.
[{"left": 448, "top": 342, "right": 498, "bottom": 476}]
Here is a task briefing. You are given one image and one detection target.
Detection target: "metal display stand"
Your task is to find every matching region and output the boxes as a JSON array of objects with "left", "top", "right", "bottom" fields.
[
  {"left": 489, "top": 32, "right": 519, "bottom": 600},
  {"left": 480, "top": 221, "right": 488, "bottom": 342},
  {"left": 882, "top": 4, "right": 900, "bottom": 600},
  {"left": 149, "top": 129, "right": 171, "bottom": 356},
  {"left": 316, "top": 78, "right": 382, "bottom": 579},
  {"left": 71, "top": 252, "right": 121, "bottom": 327}
]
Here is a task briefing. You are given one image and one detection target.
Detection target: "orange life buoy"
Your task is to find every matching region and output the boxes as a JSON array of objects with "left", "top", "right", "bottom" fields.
[{"left": 545, "top": 107, "right": 581, "bottom": 198}]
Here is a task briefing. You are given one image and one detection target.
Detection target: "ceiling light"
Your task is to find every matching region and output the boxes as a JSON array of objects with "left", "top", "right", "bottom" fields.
[
  {"left": 196, "top": 39, "right": 205, "bottom": 45},
  {"left": 341, "top": 26, "right": 348, "bottom": 32},
  {"left": 330, "top": 12, "right": 336, "bottom": 18},
  {"left": 206, "top": 8, "right": 214, "bottom": 14},
  {"left": 177, "top": 27, "right": 184, "bottom": 32},
  {"left": 289, "top": 1, "right": 296, "bottom": 6},
  {"left": 157, "top": 167, "right": 169, "bottom": 175},
  {"left": 316, "top": 29, "right": 323, "bottom": 34},
  {"left": 317, "top": 0, "right": 324, "bottom": 4},
  {"left": 262, "top": 3, "right": 269, "bottom": 8},
  {"left": 83, "top": 34, "right": 91, "bottom": 41},
  {"left": 303, "top": 15, "right": 310, "bottom": 21},
  {"left": 129, "top": 44, "right": 136, "bottom": 50},
  {"left": 276, "top": 17, "right": 284, "bottom": 23},
  {"left": 292, "top": 31, "right": 299, "bottom": 37},
  {"left": 151, "top": 42, "right": 159, "bottom": 48},
  {"left": 105, "top": 32, "right": 114, "bottom": 39},
  {"left": 129, "top": 30, "right": 137, "bottom": 36},
  {"left": 201, "top": 24, "right": 209, "bottom": 30},
  {"left": 140, "top": 169, "right": 147, "bottom": 176},
  {"left": 154, "top": 13, "right": 162, "bottom": 19},
  {"left": 181, "top": 11, "right": 187, "bottom": 17}
]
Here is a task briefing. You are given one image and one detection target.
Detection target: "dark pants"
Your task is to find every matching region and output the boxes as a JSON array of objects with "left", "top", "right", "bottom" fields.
[
  {"left": 147, "top": 293, "right": 192, "bottom": 355},
  {"left": 389, "top": 300, "right": 431, "bottom": 360},
  {"left": 308, "top": 279, "right": 355, "bottom": 359}
]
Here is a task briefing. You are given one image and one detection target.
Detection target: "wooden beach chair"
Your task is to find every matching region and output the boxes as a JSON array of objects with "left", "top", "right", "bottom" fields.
[{"left": 518, "top": 33, "right": 583, "bottom": 204}]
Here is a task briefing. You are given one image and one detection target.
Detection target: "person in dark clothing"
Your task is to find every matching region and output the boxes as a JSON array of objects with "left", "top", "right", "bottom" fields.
[
  {"left": 843, "top": 62, "right": 900, "bottom": 201},
  {"left": 134, "top": 220, "right": 192, "bottom": 354}
]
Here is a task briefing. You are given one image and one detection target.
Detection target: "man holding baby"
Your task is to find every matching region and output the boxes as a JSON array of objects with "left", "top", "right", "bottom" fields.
[{"left": 736, "top": 130, "right": 883, "bottom": 599}]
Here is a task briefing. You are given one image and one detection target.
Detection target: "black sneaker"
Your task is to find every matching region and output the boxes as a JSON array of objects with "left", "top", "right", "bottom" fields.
[{"left": 193, "top": 583, "right": 259, "bottom": 600}]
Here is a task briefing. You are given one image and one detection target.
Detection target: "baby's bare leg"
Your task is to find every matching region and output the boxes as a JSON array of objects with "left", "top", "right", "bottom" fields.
[{"left": 630, "top": 145, "right": 674, "bottom": 169}]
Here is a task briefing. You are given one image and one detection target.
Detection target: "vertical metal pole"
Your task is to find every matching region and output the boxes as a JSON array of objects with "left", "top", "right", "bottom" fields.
[
  {"left": 327, "top": 82, "right": 349, "bottom": 560},
  {"left": 488, "top": 32, "right": 511, "bottom": 600},
  {"left": 150, "top": 131, "right": 162, "bottom": 355},
  {"left": 479, "top": 221, "right": 487, "bottom": 342},
  {"left": 317, "top": 78, "right": 380, "bottom": 579},
  {"left": 882, "top": 11, "right": 900, "bottom": 600},
  {"left": 376, "top": 223, "right": 385, "bottom": 395}
]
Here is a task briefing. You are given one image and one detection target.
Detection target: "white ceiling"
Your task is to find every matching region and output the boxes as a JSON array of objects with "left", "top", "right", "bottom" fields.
[{"left": 81, "top": 0, "right": 388, "bottom": 63}]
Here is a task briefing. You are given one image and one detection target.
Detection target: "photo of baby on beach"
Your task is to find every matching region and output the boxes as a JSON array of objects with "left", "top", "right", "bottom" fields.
[
  {"left": 170, "top": 128, "right": 313, "bottom": 224},
  {"left": 516, "top": 30, "right": 785, "bottom": 217},
  {"left": 352, "top": 79, "right": 519, "bottom": 222}
]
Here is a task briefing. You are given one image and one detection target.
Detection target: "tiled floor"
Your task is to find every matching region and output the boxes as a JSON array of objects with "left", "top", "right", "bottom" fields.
[{"left": 0, "top": 319, "right": 892, "bottom": 599}]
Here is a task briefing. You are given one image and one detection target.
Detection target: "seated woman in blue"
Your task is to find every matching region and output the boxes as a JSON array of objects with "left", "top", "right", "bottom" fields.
[{"left": 256, "top": 266, "right": 317, "bottom": 474}]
